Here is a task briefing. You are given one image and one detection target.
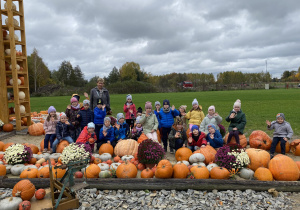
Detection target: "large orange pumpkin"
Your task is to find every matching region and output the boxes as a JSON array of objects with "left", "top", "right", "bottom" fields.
[
  {"left": 196, "top": 145, "right": 217, "bottom": 164},
  {"left": 210, "top": 167, "right": 230, "bottom": 179},
  {"left": 23, "top": 143, "right": 39, "bottom": 154},
  {"left": 175, "top": 147, "right": 193, "bottom": 161},
  {"left": 99, "top": 143, "right": 114, "bottom": 155},
  {"left": 268, "top": 154, "right": 299, "bottom": 181},
  {"left": 155, "top": 159, "right": 173, "bottom": 179},
  {"left": 137, "top": 133, "right": 148, "bottom": 144},
  {"left": 37, "top": 167, "right": 50, "bottom": 178},
  {"left": 20, "top": 168, "right": 38, "bottom": 179},
  {"left": 249, "top": 130, "right": 272, "bottom": 150},
  {"left": 224, "top": 133, "right": 247, "bottom": 148},
  {"left": 84, "top": 164, "right": 101, "bottom": 178},
  {"left": 3, "top": 142, "right": 14, "bottom": 151},
  {"left": 190, "top": 165, "right": 210, "bottom": 179},
  {"left": 290, "top": 139, "right": 300, "bottom": 156},
  {"left": 3, "top": 123, "right": 14, "bottom": 132},
  {"left": 28, "top": 123, "right": 44, "bottom": 136},
  {"left": 114, "top": 139, "right": 138, "bottom": 157},
  {"left": 173, "top": 163, "right": 189, "bottom": 179},
  {"left": 116, "top": 161, "right": 138, "bottom": 178},
  {"left": 40, "top": 140, "right": 51, "bottom": 152},
  {"left": 246, "top": 148, "right": 270, "bottom": 171},
  {"left": 141, "top": 168, "right": 154, "bottom": 178},
  {"left": 0, "top": 141, "right": 4, "bottom": 151},
  {"left": 275, "top": 141, "right": 290, "bottom": 153},
  {"left": 56, "top": 140, "right": 70, "bottom": 153},
  {"left": 254, "top": 167, "right": 273, "bottom": 181},
  {"left": 12, "top": 179, "right": 36, "bottom": 201}
]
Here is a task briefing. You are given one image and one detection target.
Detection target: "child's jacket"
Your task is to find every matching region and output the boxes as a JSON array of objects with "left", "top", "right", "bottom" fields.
[
  {"left": 99, "top": 126, "right": 115, "bottom": 143},
  {"left": 185, "top": 107, "right": 205, "bottom": 125},
  {"left": 56, "top": 121, "right": 72, "bottom": 140},
  {"left": 123, "top": 103, "right": 137, "bottom": 119},
  {"left": 168, "top": 126, "right": 188, "bottom": 149},
  {"left": 158, "top": 108, "right": 180, "bottom": 128},
  {"left": 77, "top": 108, "right": 94, "bottom": 129},
  {"left": 65, "top": 107, "right": 80, "bottom": 128},
  {"left": 76, "top": 126, "right": 97, "bottom": 144},
  {"left": 94, "top": 107, "right": 106, "bottom": 125},
  {"left": 225, "top": 110, "right": 246, "bottom": 134},
  {"left": 188, "top": 131, "right": 207, "bottom": 147},
  {"left": 114, "top": 122, "right": 130, "bottom": 140},
  {"left": 43, "top": 119, "right": 58, "bottom": 134},
  {"left": 268, "top": 121, "right": 293, "bottom": 139},
  {"left": 206, "top": 130, "right": 223, "bottom": 148}
]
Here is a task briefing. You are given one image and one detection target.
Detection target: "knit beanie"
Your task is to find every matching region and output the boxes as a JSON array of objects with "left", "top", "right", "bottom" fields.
[
  {"left": 48, "top": 106, "right": 56, "bottom": 114},
  {"left": 87, "top": 122, "right": 95, "bottom": 129},
  {"left": 72, "top": 94, "right": 80, "bottom": 102},
  {"left": 179, "top": 105, "right": 187, "bottom": 112},
  {"left": 208, "top": 105, "right": 215, "bottom": 112},
  {"left": 136, "top": 116, "right": 141, "bottom": 124},
  {"left": 117, "top": 113, "right": 125, "bottom": 121},
  {"left": 233, "top": 99, "right": 241, "bottom": 108},
  {"left": 83, "top": 99, "right": 90, "bottom": 105},
  {"left": 145, "top": 101, "right": 152, "bottom": 109},
  {"left": 192, "top": 98, "right": 198, "bottom": 106},
  {"left": 175, "top": 117, "right": 183, "bottom": 125},
  {"left": 163, "top": 99, "right": 170, "bottom": 106},
  {"left": 59, "top": 112, "right": 66, "bottom": 119},
  {"left": 155, "top": 101, "right": 161, "bottom": 106},
  {"left": 207, "top": 124, "right": 216, "bottom": 130},
  {"left": 126, "top": 94, "right": 132, "bottom": 101},
  {"left": 70, "top": 97, "right": 78, "bottom": 103},
  {"left": 97, "top": 98, "right": 103, "bottom": 105},
  {"left": 276, "top": 113, "right": 285, "bottom": 120},
  {"left": 137, "top": 107, "right": 143, "bottom": 114},
  {"left": 191, "top": 125, "right": 199, "bottom": 132},
  {"left": 104, "top": 117, "right": 111, "bottom": 123}
]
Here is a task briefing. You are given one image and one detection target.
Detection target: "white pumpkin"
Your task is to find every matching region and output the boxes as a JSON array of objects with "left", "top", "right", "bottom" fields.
[
  {"left": 23, "top": 165, "right": 38, "bottom": 170},
  {"left": 189, "top": 153, "right": 205, "bottom": 163},
  {"left": 9, "top": 79, "right": 21, "bottom": 86},
  {"left": 206, "top": 163, "right": 218, "bottom": 172},
  {"left": 9, "top": 64, "right": 20, "bottom": 71},
  {"left": 0, "top": 161, "right": 3, "bottom": 165},
  {"left": 5, "top": 49, "right": 11, "bottom": 55},
  {"left": 81, "top": 166, "right": 88, "bottom": 173},
  {"left": 19, "top": 91, "right": 25, "bottom": 100},
  {"left": 10, "top": 164, "right": 25, "bottom": 176},
  {"left": 121, "top": 155, "right": 134, "bottom": 161},
  {"left": 192, "top": 162, "right": 206, "bottom": 167},
  {"left": 98, "top": 163, "right": 109, "bottom": 171},
  {"left": 0, "top": 197, "right": 23, "bottom": 210},
  {"left": 99, "top": 153, "right": 112, "bottom": 162},
  {"left": 239, "top": 168, "right": 255, "bottom": 180},
  {"left": 5, "top": 34, "right": 19, "bottom": 41},
  {"left": 5, "top": 18, "right": 19, "bottom": 27},
  {"left": 93, "top": 154, "right": 101, "bottom": 159},
  {"left": 49, "top": 153, "right": 61, "bottom": 161},
  {"left": 177, "top": 160, "right": 190, "bottom": 166},
  {"left": 5, "top": 165, "right": 12, "bottom": 174},
  {"left": 32, "top": 154, "right": 38, "bottom": 159},
  {"left": 110, "top": 163, "right": 121, "bottom": 170},
  {"left": 99, "top": 170, "right": 112, "bottom": 178}
]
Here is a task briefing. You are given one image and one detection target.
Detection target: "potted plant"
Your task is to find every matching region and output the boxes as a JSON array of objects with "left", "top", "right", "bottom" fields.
[
  {"left": 137, "top": 139, "right": 165, "bottom": 168},
  {"left": 4, "top": 144, "right": 33, "bottom": 165},
  {"left": 60, "top": 142, "right": 92, "bottom": 164}
]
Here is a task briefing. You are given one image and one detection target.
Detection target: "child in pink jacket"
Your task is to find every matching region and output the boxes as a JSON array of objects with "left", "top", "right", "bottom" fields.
[
  {"left": 123, "top": 94, "right": 137, "bottom": 129},
  {"left": 43, "top": 106, "right": 59, "bottom": 153}
]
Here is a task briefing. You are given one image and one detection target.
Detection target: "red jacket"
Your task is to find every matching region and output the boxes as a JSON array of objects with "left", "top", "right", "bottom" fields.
[
  {"left": 76, "top": 126, "right": 97, "bottom": 144},
  {"left": 123, "top": 103, "right": 137, "bottom": 119},
  {"left": 188, "top": 132, "right": 207, "bottom": 147}
]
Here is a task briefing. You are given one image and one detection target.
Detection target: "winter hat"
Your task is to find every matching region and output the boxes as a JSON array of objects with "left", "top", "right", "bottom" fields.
[
  {"left": 276, "top": 113, "right": 285, "bottom": 120},
  {"left": 104, "top": 117, "right": 111, "bottom": 123},
  {"left": 97, "top": 98, "right": 103, "bottom": 105},
  {"left": 137, "top": 107, "right": 143, "bottom": 114},
  {"left": 87, "top": 122, "right": 95, "bottom": 129},
  {"left": 163, "top": 99, "right": 170, "bottom": 106},
  {"left": 117, "top": 113, "right": 125, "bottom": 121},
  {"left": 48, "top": 106, "right": 56, "bottom": 114},
  {"left": 191, "top": 125, "right": 199, "bottom": 132},
  {"left": 192, "top": 98, "right": 198, "bottom": 106},
  {"left": 208, "top": 105, "right": 215, "bottom": 112},
  {"left": 233, "top": 99, "right": 241, "bottom": 108},
  {"left": 155, "top": 101, "right": 161, "bottom": 106},
  {"left": 72, "top": 94, "right": 80, "bottom": 101},
  {"left": 70, "top": 97, "right": 78, "bottom": 103},
  {"left": 175, "top": 117, "right": 183, "bottom": 125},
  {"left": 145, "top": 101, "right": 152, "bottom": 109},
  {"left": 126, "top": 94, "right": 132, "bottom": 101},
  {"left": 59, "top": 112, "right": 66, "bottom": 119},
  {"left": 83, "top": 99, "right": 90, "bottom": 105},
  {"left": 136, "top": 116, "right": 141, "bottom": 124},
  {"left": 179, "top": 105, "right": 187, "bottom": 112},
  {"left": 207, "top": 124, "right": 216, "bottom": 130}
]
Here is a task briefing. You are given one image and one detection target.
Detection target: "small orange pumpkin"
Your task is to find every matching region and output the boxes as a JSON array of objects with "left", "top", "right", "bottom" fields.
[
  {"left": 28, "top": 123, "right": 44, "bottom": 136},
  {"left": 196, "top": 145, "right": 217, "bottom": 164},
  {"left": 141, "top": 168, "right": 154, "bottom": 178},
  {"left": 94, "top": 158, "right": 102, "bottom": 164},
  {"left": 0, "top": 164, "right": 6, "bottom": 176},
  {"left": 114, "top": 155, "right": 121, "bottom": 162},
  {"left": 175, "top": 147, "right": 192, "bottom": 161},
  {"left": 3, "top": 142, "right": 14, "bottom": 151},
  {"left": 290, "top": 139, "right": 300, "bottom": 156},
  {"left": 29, "top": 158, "right": 37, "bottom": 165},
  {"left": 3, "top": 123, "right": 14, "bottom": 132},
  {"left": 56, "top": 140, "right": 70, "bottom": 153},
  {"left": 210, "top": 167, "right": 230, "bottom": 179},
  {"left": 99, "top": 143, "right": 114, "bottom": 155},
  {"left": 52, "top": 165, "right": 66, "bottom": 178},
  {"left": 12, "top": 179, "right": 36, "bottom": 200},
  {"left": 20, "top": 168, "right": 38, "bottom": 179},
  {"left": 116, "top": 161, "right": 138, "bottom": 178},
  {"left": 155, "top": 159, "right": 173, "bottom": 179},
  {"left": 84, "top": 164, "right": 101, "bottom": 178},
  {"left": 0, "top": 141, "right": 4, "bottom": 151},
  {"left": 254, "top": 167, "right": 273, "bottom": 181},
  {"left": 19, "top": 200, "right": 31, "bottom": 210},
  {"left": 173, "top": 163, "right": 189, "bottom": 179},
  {"left": 37, "top": 167, "right": 50, "bottom": 178},
  {"left": 190, "top": 165, "right": 210, "bottom": 179},
  {"left": 137, "top": 133, "right": 148, "bottom": 143},
  {"left": 224, "top": 133, "right": 247, "bottom": 148},
  {"left": 137, "top": 163, "right": 145, "bottom": 171},
  {"left": 35, "top": 189, "right": 46, "bottom": 200}
]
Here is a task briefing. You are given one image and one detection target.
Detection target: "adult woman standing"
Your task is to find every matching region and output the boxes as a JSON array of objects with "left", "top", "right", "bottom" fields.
[{"left": 90, "top": 78, "right": 111, "bottom": 113}]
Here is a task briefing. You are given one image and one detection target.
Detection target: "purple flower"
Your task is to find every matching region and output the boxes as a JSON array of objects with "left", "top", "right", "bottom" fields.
[{"left": 137, "top": 139, "right": 165, "bottom": 164}]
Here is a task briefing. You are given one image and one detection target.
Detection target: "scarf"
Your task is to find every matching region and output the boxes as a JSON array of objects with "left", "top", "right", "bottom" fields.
[
  {"left": 126, "top": 102, "right": 133, "bottom": 106},
  {"left": 103, "top": 124, "right": 111, "bottom": 131},
  {"left": 163, "top": 107, "right": 170, "bottom": 113},
  {"left": 136, "top": 126, "right": 143, "bottom": 132},
  {"left": 206, "top": 114, "right": 214, "bottom": 119},
  {"left": 71, "top": 104, "right": 80, "bottom": 110}
]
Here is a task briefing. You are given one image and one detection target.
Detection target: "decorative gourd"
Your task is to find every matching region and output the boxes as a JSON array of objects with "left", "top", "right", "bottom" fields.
[
  {"left": 99, "top": 153, "right": 112, "bottom": 162},
  {"left": 190, "top": 165, "right": 210, "bottom": 179},
  {"left": 114, "top": 139, "right": 138, "bottom": 157},
  {"left": 224, "top": 133, "right": 247, "bottom": 148},
  {"left": 35, "top": 189, "right": 46, "bottom": 200},
  {"left": 3, "top": 123, "right": 14, "bottom": 132},
  {"left": 98, "top": 163, "right": 110, "bottom": 171},
  {"left": 137, "top": 163, "right": 145, "bottom": 170},
  {"left": 197, "top": 145, "right": 217, "bottom": 164},
  {"left": 5, "top": 165, "right": 12, "bottom": 174},
  {"left": 9, "top": 64, "right": 20, "bottom": 71},
  {"left": 121, "top": 155, "right": 134, "bottom": 161},
  {"left": 94, "top": 158, "right": 101, "bottom": 164},
  {"left": 192, "top": 162, "right": 206, "bottom": 167},
  {"left": 23, "top": 165, "right": 38, "bottom": 170},
  {"left": 173, "top": 163, "right": 189, "bottom": 179},
  {"left": 5, "top": 33, "right": 19, "bottom": 41},
  {"left": 11, "top": 164, "right": 25, "bottom": 176},
  {"left": 28, "top": 123, "right": 44, "bottom": 136},
  {"left": 249, "top": 130, "right": 272, "bottom": 150},
  {"left": 84, "top": 164, "right": 101, "bottom": 178},
  {"left": 110, "top": 163, "right": 121, "bottom": 170},
  {"left": 239, "top": 168, "right": 255, "bottom": 180},
  {"left": 177, "top": 160, "right": 190, "bottom": 166},
  {"left": 0, "top": 197, "right": 23, "bottom": 210},
  {"left": 36, "top": 158, "right": 46, "bottom": 165},
  {"left": 155, "top": 159, "right": 173, "bottom": 179},
  {"left": 74, "top": 171, "right": 83, "bottom": 178},
  {"left": 4, "top": 2, "right": 17, "bottom": 11},
  {"left": 12, "top": 179, "right": 36, "bottom": 201},
  {"left": 246, "top": 148, "right": 270, "bottom": 171},
  {"left": 56, "top": 140, "right": 69, "bottom": 153},
  {"left": 268, "top": 154, "right": 299, "bottom": 181},
  {"left": 206, "top": 163, "right": 218, "bottom": 172},
  {"left": 290, "top": 139, "right": 300, "bottom": 156},
  {"left": 114, "top": 155, "right": 121, "bottom": 162},
  {"left": 99, "top": 143, "right": 114, "bottom": 155},
  {"left": 19, "top": 77, "right": 25, "bottom": 85},
  {"left": 20, "top": 168, "right": 38, "bottom": 179},
  {"left": 19, "top": 91, "right": 25, "bottom": 100},
  {"left": 175, "top": 147, "right": 193, "bottom": 161},
  {"left": 141, "top": 168, "right": 154, "bottom": 178},
  {"left": 116, "top": 161, "right": 137, "bottom": 178},
  {"left": 210, "top": 167, "right": 230, "bottom": 179},
  {"left": 189, "top": 153, "right": 205, "bottom": 164},
  {"left": 5, "top": 18, "right": 19, "bottom": 27},
  {"left": 5, "top": 49, "right": 11, "bottom": 55},
  {"left": 99, "top": 170, "right": 112, "bottom": 178},
  {"left": 19, "top": 200, "right": 31, "bottom": 210},
  {"left": 254, "top": 167, "right": 273, "bottom": 181},
  {"left": 0, "top": 164, "right": 7, "bottom": 176}
]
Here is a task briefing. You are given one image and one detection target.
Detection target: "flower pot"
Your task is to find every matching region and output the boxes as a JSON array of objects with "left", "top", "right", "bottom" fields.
[{"left": 145, "top": 163, "right": 156, "bottom": 169}]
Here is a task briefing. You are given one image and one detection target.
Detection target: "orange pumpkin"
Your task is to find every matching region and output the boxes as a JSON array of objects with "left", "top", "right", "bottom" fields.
[
  {"left": 137, "top": 133, "right": 148, "bottom": 144},
  {"left": 190, "top": 165, "right": 210, "bottom": 179},
  {"left": 296, "top": 161, "right": 300, "bottom": 180},
  {"left": 156, "top": 129, "right": 161, "bottom": 143},
  {"left": 173, "top": 163, "right": 189, "bottom": 179},
  {"left": 29, "top": 158, "right": 37, "bottom": 165},
  {"left": 94, "top": 158, "right": 102, "bottom": 164},
  {"left": 52, "top": 165, "right": 66, "bottom": 179},
  {"left": 19, "top": 200, "right": 31, "bottom": 210},
  {"left": 114, "top": 139, "right": 138, "bottom": 157},
  {"left": 249, "top": 130, "right": 272, "bottom": 150},
  {"left": 28, "top": 123, "right": 44, "bottom": 136},
  {"left": 290, "top": 139, "right": 300, "bottom": 156},
  {"left": 20, "top": 168, "right": 38, "bottom": 179},
  {"left": 3, "top": 123, "right": 14, "bottom": 132},
  {"left": 99, "top": 143, "right": 114, "bottom": 155},
  {"left": 35, "top": 189, "right": 46, "bottom": 200},
  {"left": 114, "top": 155, "right": 121, "bottom": 162},
  {"left": 23, "top": 143, "right": 39, "bottom": 154},
  {"left": 197, "top": 145, "right": 217, "bottom": 164},
  {"left": 246, "top": 148, "right": 270, "bottom": 171},
  {"left": 0, "top": 141, "right": 4, "bottom": 151},
  {"left": 84, "top": 164, "right": 101, "bottom": 178},
  {"left": 37, "top": 167, "right": 49, "bottom": 178},
  {"left": 116, "top": 161, "right": 138, "bottom": 178},
  {"left": 106, "top": 159, "right": 113, "bottom": 165},
  {"left": 254, "top": 167, "right": 273, "bottom": 181},
  {"left": 19, "top": 76, "right": 25, "bottom": 85},
  {"left": 275, "top": 141, "right": 290, "bottom": 153},
  {"left": 175, "top": 147, "right": 193, "bottom": 161},
  {"left": 12, "top": 179, "right": 36, "bottom": 201},
  {"left": 57, "top": 157, "right": 62, "bottom": 164},
  {"left": 56, "top": 140, "right": 70, "bottom": 153},
  {"left": 141, "top": 168, "right": 154, "bottom": 178},
  {"left": 224, "top": 133, "right": 247, "bottom": 148},
  {"left": 155, "top": 159, "right": 173, "bottom": 179},
  {"left": 268, "top": 154, "right": 299, "bottom": 181},
  {"left": 0, "top": 164, "right": 6, "bottom": 176},
  {"left": 137, "top": 163, "right": 145, "bottom": 170},
  {"left": 3, "top": 142, "right": 14, "bottom": 151},
  {"left": 210, "top": 167, "right": 230, "bottom": 179}
]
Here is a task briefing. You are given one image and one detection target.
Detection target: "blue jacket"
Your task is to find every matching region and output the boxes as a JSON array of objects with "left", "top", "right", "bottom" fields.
[
  {"left": 99, "top": 126, "right": 115, "bottom": 143},
  {"left": 78, "top": 108, "right": 94, "bottom": 129},
  {"left": 154, "top": 110, "right": 162, "bottom": 129},
  {"left": 114, "top": 122, "right": 130, "bottom": 140},
  {"left": 94, "top": 107, "right": 106, "bottom": 125},
  {"left": 56, "top": 121, "right": 72, "bottom": 140},
  {"left": 158, "top": 108, "right": 180, "bottom": 128},
  {"left": 206, "top": 130, "right": 223, "bottom": 148}
]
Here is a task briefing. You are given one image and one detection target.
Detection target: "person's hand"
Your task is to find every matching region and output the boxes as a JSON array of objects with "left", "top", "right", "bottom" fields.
[
  {"left": 77, "top": 114, "right": 80, "bottom": 118},
  {"left": 171, "top": 105, "right": 175, "bottom": 111},
  {"left": 115, "top": 123, "right": 120, "bottom": 130},
  {"left": 175, "top": 132, "right": 180, "bottom": 138},
  {"left": 283, "top": 137, "right": 288, "bottom": 141},
  {"left": 107, "top": 141, "right": 111, "bottom": 144},
  {"left": 188, "top": 137, "right": 192, "bottom": 143},
  {"left": 84, "top": 92, "right": 88, "bottom": 98},
  {"left": 201, "top": 145, "right": 206, "bottom": 148},
  {"left": 102, "top": 104, "right": 106, "bottom": 110},
  {"left": 65, "top": 121, "right": 70, "bottom": 125},
  {"left": 127, "top": 105, "right": 130, "bottom": 109},
  {"left": 266, "top": 120, "right": 271, "bottom": 126},
  {"left": 210, "top": 134, "right": 214, "bottom": 139},
  {"left": 233, "top": 127, "right": 237, "bottom": 131},
  {"left": 103, "top": 131, "right": 107, "bottom": 136},
  {"left": 182, "top": 144, "right": 186, "bottom": 148},
  {"left": 229, "top": 113, "right": 235, "bottom": 119},
  {"left": 181, "top": 113, "right": 186, "bottom": 116},
  {"left": 214, "top": 112, "right": 219, "bottom": 116},
  {"left": 151, "top": 129, "right": 155, "bottom": 133},
  {"left": 67, "top": 105, "right": 71, "bottom": 109},
  {"left": 207, "top": 142, "right": 210, "bottom": 145}
]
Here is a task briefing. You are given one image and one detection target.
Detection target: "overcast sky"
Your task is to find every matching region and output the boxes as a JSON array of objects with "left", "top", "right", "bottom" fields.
[{"left": 18, "top": 0, "right": 300, "bottom": 79}]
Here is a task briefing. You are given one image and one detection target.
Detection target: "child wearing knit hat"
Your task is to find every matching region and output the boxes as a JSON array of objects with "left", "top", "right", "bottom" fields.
[
  {"left": 187, "top": 125, "right": 207, "bottom": 152},
  {"left": 266, "top": 113, "right": 293, "bottom": 159},
  {"left": 123, "top": 94, "right": 137, "bottom": 129},
  {"left": 206, "top": 124, "right": 223, "bottom": 149},
  {"left": 131, "top": 116, "right": 143, "bottom": 140},
  {"left": 154, "top": 101, "right": 162, "bottom": 140},
  {"left": 98, "top": 117, "right": 117, "bottom": 148},
  {"left": 66, "top": 97, "right": 81, "bottom": 141},
  {"left": 200, "top": 105, "right": 223, "bottom": 134},
  {"left": 43, "top": 106, "right": 59, "bottom": 153},
  {"left": 139, "top": 101, "right": 159, "bottom": 142},
  {"left": 94, "top": 99, "right": 106, "bottom": 143},
  {"left": 168, "top": 117, "right": 188, "bottom": 153},
  {"left": 178, "top": 105, "right": 187, "bottom": 130},
  {"left": 77, "top": 99, "right": 94, "bottom": 130},
  {"left": 76, "top": 122, "right": 97, "bottom": 152},
  {"left": 225, "top": 99, "right": 247, "bottom": 145},
  {"left": 115, "top": 113, "right": 130, "bottom": 141}
]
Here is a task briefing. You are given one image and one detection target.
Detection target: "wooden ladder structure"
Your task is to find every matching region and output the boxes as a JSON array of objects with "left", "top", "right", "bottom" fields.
[{"left": 0, "top": 0, "right": 31, "bottom": 130}]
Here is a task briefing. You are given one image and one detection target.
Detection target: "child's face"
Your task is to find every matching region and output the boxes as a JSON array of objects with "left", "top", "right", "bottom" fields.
[
  {"left": 87, "top": 128, "right": 94, "bottom": 133},
  {"left": 104, "top": 120, "right": 110, "bottom": 127},
  {"left": 163, "top": 104, "right": 169, "bottom": 109},
  {"left": 176, "top": 124, "right": 183, "bottom": 130},
  {"left": 234, "top": 106, "right": 240, "bottom": 112},
  {"left": 136, "top": 123, "right": 142, "bottom": 128},
  {"left": 208, "top": 109, "right": 214, "bottom": 115},
  {"left": 179, "top": 107, "right": 185, "bottom": 113},
  {"left": 146, "top": 108, "right": 152, "bottom": 113},
  {"left": 71, "top": 101, "right": 78, "bottom": 106},
  {"left": 156, "top": 104, "right": 160, "bottom": 109},
  {"left": 60, "top": 116, "right": 67, "bottom": 123},
  {"left": 127, "top": 99, "right": 132, "bottom": 103},
  {"left": 50, "top": 111, "right": 56, "bottom": 117},
  {"left": 193, "top": 104, "right": 198, "bottom": 110},
  {"left": 137, "top": 113, "right": 142, "bottom": 116},
  {"left": 192, "top": 129, "right": 199, "bottom": 136},
  {"left": 97, "top": 104, "right": 102, "bottom": 109},
  {"left": 208, "top": 127, "right": 215, "bottom": 134},
  {"left": 277, "top": 117, "right": 284, "bottom": 124},
  {"left": 84, "top": 104, "right": 89, "bottom": 110},
  {"left": 119, "top": 118, "right": 125, "bottom": 124}
]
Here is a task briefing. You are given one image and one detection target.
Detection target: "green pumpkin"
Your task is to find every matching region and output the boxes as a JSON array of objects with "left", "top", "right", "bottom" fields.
[{"left": 99, "top": 170, "right": 112, "bottom": 178}]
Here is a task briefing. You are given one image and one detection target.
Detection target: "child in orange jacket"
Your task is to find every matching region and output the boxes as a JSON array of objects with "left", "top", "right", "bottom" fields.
[{"left": 76, "top": 122, "right": 97, "bottom": 152}]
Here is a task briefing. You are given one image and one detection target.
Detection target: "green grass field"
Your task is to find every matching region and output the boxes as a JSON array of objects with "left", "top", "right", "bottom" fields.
[{"left": 30, "top": 89, "right": 300, "bottom": 137}]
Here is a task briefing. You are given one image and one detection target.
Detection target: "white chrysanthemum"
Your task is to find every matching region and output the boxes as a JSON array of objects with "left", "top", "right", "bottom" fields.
[
  {"left": 4, "top": 144, "right": 27, "bottom": 164},
  {"left": 60, "top": 143, "right": 90, "bottom": 164}
]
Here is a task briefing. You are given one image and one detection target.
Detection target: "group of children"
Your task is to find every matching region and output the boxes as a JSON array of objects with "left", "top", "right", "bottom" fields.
[{"left": 43, "top": 94, "right": 294, "bottom": 159}]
